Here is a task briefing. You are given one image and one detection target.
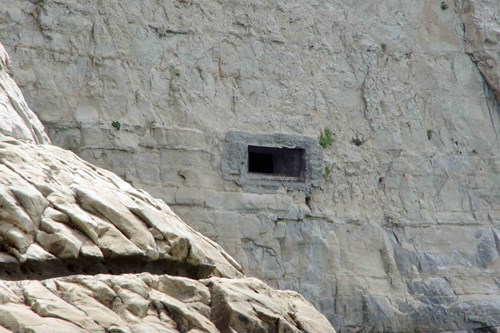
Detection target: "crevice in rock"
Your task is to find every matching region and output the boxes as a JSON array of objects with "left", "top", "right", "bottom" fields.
[
  {"left": 0, "top": 255, "right": 215, "bottom": 281},
  {"left": 456, "top": 0, "right": 500, "bottom": 147},
  {"left": 206, "top": 281, "right": 231, "bottom": 333},
  {"left": 482, "top": 78, "right": 500, "bottom": 147}
]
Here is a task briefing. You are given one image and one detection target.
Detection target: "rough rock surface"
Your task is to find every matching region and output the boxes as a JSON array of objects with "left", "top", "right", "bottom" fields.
[
  {"left": 0, "top": 273, "right": 335, "bottom": 333},
  {"left": 0, "top": 44, "right": 48, "bottom": 144},
  {"left": 1, "top": 0, "right": 500, "bottom": 331},
  {"left": 0, "top": 135, "right": 242, "bottom": 280},
  {"left": 0, "top": 44, "right": 335, "bottom": 333},
  {"left": 462, "top": 0, "right": 500, "bottom": 99}
]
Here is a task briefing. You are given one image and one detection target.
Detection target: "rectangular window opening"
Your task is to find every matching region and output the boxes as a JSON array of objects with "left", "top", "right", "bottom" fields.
[{"left": 248, "top": 145, "right": 305, "bottom": 181}]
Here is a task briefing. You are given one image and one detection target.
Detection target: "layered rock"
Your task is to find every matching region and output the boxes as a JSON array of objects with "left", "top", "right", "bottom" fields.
[
  {"left": 0, "top": 273, "right": 334, "bottom": 333},
  {"left": 1, "top": 0, "right": 500, "bottom": 331},
  {"left": 0, "top": 42, "right": 335, "bottom": 333},
  {"left": 0, "top": 136, "right": 242, "bottom": 280}
]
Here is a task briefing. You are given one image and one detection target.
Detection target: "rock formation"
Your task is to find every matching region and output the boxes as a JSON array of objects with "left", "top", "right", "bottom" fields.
[
  {"left": 0, "top": 44, "right": 48, "bottom": 144},
  {"left": 462, "top": 0, "right": 500, "bottom": 99},
  {"left": 1, "top": 0, "right": 500, "bottom": 331},
  {"left": 0, "top": 43, "right": 335, "bottom": 333}
]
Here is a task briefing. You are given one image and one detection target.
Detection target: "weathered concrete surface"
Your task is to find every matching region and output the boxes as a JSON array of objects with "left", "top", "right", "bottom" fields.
[{"left": 1, "top": 0, "right": 500, "bottom": 331}]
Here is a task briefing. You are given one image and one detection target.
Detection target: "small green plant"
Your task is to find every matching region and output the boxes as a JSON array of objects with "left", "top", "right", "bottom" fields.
[
  {"left": 381, "top": 43, "right": 387, "bottom": 52},
  {"left": 171, "top": 66, "right": 181, "bottom": 77},
  {"left": 426, "top": 129, "right": 433, "bottom": 140},
  {"left": 319, "top": 128, "right": 334, "bottom": 148},
  {"left": 111, "top": 120, "right": 121, "bottom": 131},
  {"left": 323, "top": 165, "right": 332, "bottom": 183}
]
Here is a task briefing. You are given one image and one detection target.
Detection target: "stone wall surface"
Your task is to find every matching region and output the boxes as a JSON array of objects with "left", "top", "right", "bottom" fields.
[
  {"left": 0, "top": 41, "right": 336, "bottom": 332},
  {"left": 1, "top": 0, "right": 500, "bottom": 331}
]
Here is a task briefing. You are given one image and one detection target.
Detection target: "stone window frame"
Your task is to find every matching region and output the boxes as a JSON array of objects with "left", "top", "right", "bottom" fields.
[{"left": 221, "top": 131, "right": 323, "bottom": 194}]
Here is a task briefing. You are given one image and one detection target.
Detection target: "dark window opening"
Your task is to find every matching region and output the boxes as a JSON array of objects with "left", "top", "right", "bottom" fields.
[
  {"left": 248, "top": 145, "right": 305, "bottom": 180},
  {"left": 248, "top": 152, "right": 274, "bottom": 174}
]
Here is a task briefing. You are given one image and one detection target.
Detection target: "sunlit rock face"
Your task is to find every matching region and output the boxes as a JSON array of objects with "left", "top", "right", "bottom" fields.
[
  {"left": 0, "top": 43, "right": 48, "bottom": 144},
  {"left": 0, "top": 42, "right": 335, "bottom": 333},
  {"left": 1, "top": 0, "right": 500, "bottom": 331}
]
